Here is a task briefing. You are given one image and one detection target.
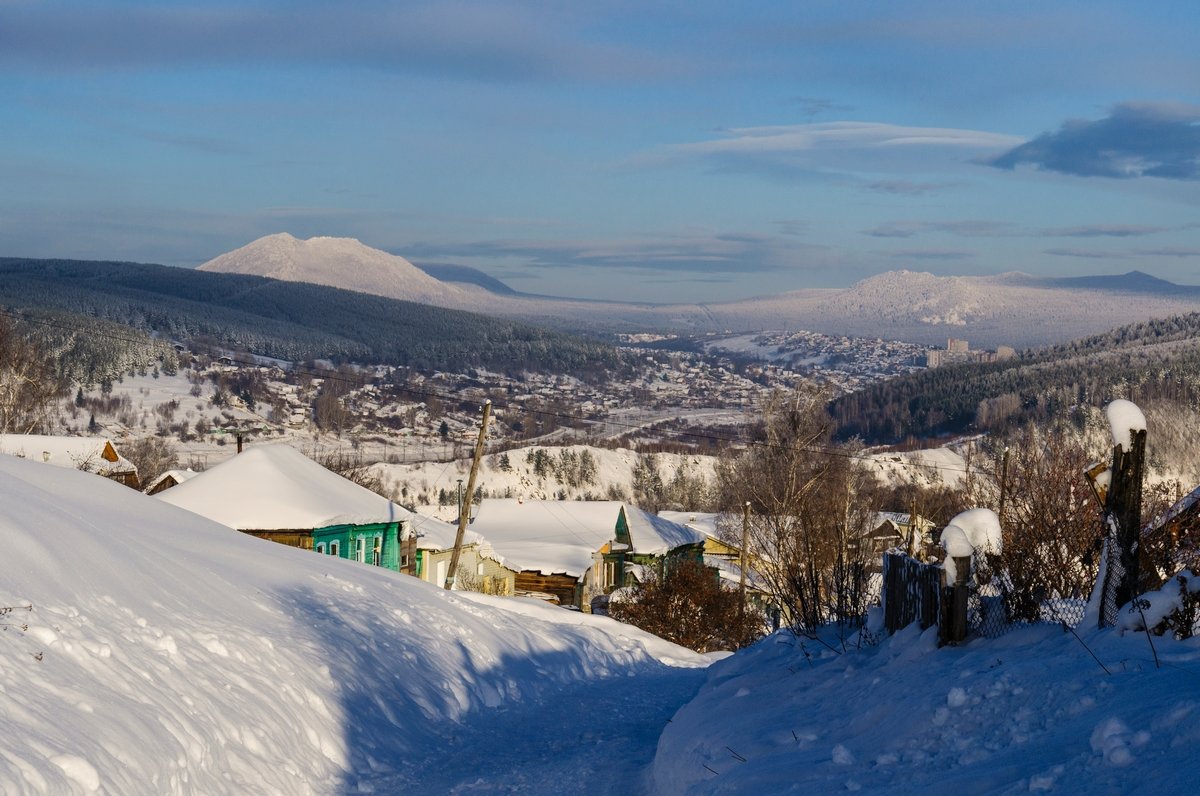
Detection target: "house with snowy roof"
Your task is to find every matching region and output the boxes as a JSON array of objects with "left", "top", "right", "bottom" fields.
[
  {"left": 407, "top": 511, "right": 517, "bottom": 596},
  {"left": 0, "top": 434, "right": 139, "bottom": 488},
  {"left": 142, "top": 468, "right": 199, "bottom": 496},
  {"left": 463, "top": 499, "right": 706, "bottom": 608},
  {"left": 156, "top": 444, "right": 411, "bottom": 571}
]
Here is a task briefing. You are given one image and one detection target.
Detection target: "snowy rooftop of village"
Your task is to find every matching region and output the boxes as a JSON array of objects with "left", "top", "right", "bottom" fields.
[
  {"left": 0, "top": 434, "right": 136, "bottom": 476},
  {"left": 155, "top": 443, "right": 411, "bottom": 531}
]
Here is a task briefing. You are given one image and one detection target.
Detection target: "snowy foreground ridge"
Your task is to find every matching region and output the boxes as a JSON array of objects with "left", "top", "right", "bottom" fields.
[
  {"left": 0, "top": 455, "right": 707, "bottom": 794},
  {"left": 654, "top": 618, "right": 1200, "bottom": 794}
]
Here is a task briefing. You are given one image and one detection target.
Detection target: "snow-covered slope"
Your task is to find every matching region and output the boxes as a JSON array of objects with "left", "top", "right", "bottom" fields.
[
  {"left": 0, "top": 453, "right": 708, "bottom": 794},
  {"left": 653, "top": 619, "right": 1200, "bottom": 794},
  {"left": 198, "top": 232, "right": 464, "bottom": 305}
]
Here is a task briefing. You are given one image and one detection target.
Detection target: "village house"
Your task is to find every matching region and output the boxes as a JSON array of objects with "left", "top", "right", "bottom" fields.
[
  {"left": 142, "top": 468, "right": 198, "bottom": 496},
  {"left": 0, "top": 434, "right": 139, "bottom": 488},
  {"left": 155, "top": 444, "right": 411, "bottom": 571},
  {"left": 407, "top": 512, "right": 518, "bottom": 595}
]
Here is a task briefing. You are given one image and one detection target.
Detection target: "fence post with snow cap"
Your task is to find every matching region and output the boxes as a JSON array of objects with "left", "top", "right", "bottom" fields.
[{"left": 1097, "top": 399, "right": 1147, "bottom": 628}]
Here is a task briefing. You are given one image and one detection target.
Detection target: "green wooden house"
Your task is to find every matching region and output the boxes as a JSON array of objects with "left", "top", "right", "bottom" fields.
[{"left": 156, "top": 444, "right": 411, "bottom": 572}]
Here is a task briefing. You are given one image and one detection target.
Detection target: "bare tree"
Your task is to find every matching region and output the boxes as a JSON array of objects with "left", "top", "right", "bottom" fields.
[
  {"left": 121, "top": 436, "right": 179, "bottom": 489},
  {"left": 716, "top": 387, "right": 880, "bottom": 632},
  {"left": 965, "top": 426, "right": 1105, "bottom": 622}
]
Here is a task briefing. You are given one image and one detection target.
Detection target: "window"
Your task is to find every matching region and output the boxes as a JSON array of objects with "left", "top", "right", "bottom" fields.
[
  {"left": 330, "top": 541, "right": 340, "bottom": 557},
  {"left": 400, "top": 554, "right": 410, "bottom": 568},
  {"left": 315, "top": 542, "right": 326, "bottom": 554},
  {"left": 372, "top": 536, "right": 382, "bottom": 566},
  {"left": 604, "top": 560, "right": 616, "bottom": 588},
  {"left": 355, "top": 537, "right": 365, "bottom": 563}
]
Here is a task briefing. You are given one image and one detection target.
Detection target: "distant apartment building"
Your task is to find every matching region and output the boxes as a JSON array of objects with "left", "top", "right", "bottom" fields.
[{"left": 925, "top": 338, "right": 1015, "bottom": 368}]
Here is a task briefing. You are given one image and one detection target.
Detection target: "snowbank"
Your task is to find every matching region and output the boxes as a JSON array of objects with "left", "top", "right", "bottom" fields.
[
  {"left": 653, "top": 622, "right": 1200, "bottom": 794},
  {"left": 0, "top": 454, "right": 707, "bottom": 794}
]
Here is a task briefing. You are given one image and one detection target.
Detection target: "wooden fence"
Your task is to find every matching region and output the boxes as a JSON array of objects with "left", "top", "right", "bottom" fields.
[{"left": 882, "top": 552, "right": 942, "bottom": 635}]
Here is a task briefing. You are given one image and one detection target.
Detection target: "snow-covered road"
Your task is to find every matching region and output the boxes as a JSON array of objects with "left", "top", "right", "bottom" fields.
[{"left": 375, "top": 664, "right": 710, "bottom": 794}]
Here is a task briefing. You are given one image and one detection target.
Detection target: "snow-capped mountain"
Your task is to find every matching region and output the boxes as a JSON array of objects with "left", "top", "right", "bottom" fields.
[
  {"left": 197, "top": 235, "right": 1200, "bottom": 349},
  {"left": 198, "top": 232, "right": 465, "bottom": 306}
]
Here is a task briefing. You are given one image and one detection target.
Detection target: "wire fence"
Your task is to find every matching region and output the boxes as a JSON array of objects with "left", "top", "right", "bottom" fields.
[{"left": 883, "top": 552, "right": 1089, "bottom": 643}]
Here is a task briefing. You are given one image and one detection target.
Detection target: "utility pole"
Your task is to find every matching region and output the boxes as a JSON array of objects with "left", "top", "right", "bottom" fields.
[
  {"left": 997, "top": 446, "right": 1010, "bottom": 527},
  {"left": 739, "top": 501, "right": 750, "bottom": 627},
  {"left": 445, "top": 400, "right": 491, "bottom": 590}
]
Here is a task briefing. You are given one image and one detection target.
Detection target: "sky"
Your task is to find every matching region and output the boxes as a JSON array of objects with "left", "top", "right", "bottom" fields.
[{"left": 1, "top": 1, "right": 1198, "bottom": 303}]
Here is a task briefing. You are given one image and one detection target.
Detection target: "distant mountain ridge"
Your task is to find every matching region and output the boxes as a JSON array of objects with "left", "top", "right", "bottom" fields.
[{"left": 196, "top": 234, "right": 1200, "bottom": 348}]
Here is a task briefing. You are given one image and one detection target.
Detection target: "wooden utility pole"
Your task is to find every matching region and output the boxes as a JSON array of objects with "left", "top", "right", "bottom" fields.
[
  {"left": 997, "top": 446, "right": 1010, "bottom": 527},
  {"left": 444, "top": 400, "right": 491, "bottom": 590},
  {"left": 739, "top": 501, "right": 750, "bottom": 625}
]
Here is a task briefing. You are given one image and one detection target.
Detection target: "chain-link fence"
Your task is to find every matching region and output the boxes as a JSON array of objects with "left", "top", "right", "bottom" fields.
[{"left": 883, "top": 552, "right": 1089, "bottom": 643}]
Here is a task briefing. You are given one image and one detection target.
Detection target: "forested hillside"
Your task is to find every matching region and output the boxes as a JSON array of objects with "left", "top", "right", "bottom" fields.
[
  {"left": 0, "top": 258, "right": 625, "bottom": 376},
  {"left": 832, "top": 312, "right": 1200, "bottom": 444}
]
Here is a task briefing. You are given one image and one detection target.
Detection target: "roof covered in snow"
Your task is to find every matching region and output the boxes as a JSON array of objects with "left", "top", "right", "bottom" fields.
[
  {"left": 622, "top": 506, "right": 706, "bottom": 555},
  {"left": 0, "top": 434, "right": 136, "bottom": 476},
  {"left": 466, "top": 499, "right": 625, "bottom": 577},
  {"left": 156, "top": 443, "right": 411, "bottom": 531},
  {"left": 658, "top": 510, "right": 723, "bottom": 541}
]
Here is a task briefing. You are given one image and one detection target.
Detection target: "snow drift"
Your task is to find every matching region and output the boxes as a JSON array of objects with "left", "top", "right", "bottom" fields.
[{"left": 0, "top": 454, "right": 707, "bottom": 794}]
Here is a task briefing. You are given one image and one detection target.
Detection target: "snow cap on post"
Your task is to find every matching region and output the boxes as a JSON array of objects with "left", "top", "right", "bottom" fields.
[
  {"left": 1105, "top": 399, "right": 1146, "bottom": 451},
  {"left": 939, "top": 525, "right": 973, "bottom": 583},
  {"left": 946, "top": 508, "right": 1002, "bottom": 556},
  {"left": 940, "top": 525, "right": 974, "bottom": 558}
]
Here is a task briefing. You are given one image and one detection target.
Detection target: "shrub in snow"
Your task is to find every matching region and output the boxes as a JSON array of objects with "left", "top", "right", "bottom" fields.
[{"left": 1117, "top": 570, "right": 1200, "bottom": 639}]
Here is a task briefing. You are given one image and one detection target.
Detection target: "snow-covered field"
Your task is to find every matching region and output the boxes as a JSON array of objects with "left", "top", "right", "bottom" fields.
[
  {"left": 0, "top": 454, "right": 710, "bottom": 794},
  {"left": 653, "top": 617, "right": 1200, "bottom": 794}
]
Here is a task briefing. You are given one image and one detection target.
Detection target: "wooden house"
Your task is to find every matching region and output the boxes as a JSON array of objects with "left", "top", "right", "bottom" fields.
[
  {"left": 155, "top": 444, "right": 411, "bottom": 572},
  {"left": 407, "top": 512, "right": 517, "bottom": 595},
  {"left": 0, "top": 434, "right": 139, "bottom": 488},
  {"left": 142, "top": 468, "right": 198, "bottom": 496},
  {"left": 594, "top": 506, "right": 706, "bottom": 593},
  {"left": 463, "top": 499, "right": 629, "bottom": 607}
]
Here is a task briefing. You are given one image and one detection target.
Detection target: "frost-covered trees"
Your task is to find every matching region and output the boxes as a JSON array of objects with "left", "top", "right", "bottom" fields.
[{"left": 0, "top": 315, "right": 68, "bottom": 434}]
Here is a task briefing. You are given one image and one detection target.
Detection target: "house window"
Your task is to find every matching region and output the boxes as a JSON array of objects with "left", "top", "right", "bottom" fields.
[
  {"left": 315, "top": 542, "right": 326, "bottom": 554},
  {"left": 604, "top": 560, "right": 616, "bottom": 588},
  {"left": 372, "top": 536, "right": 382, "bottom": 566},
  {"left": 477, "top": 562, "right": 485, "bottom": 576},
  {"left": 330, "top": 541, "right": 340, "bottom": 557},
  {"left": 400, "top": 554, "right": 410, "bottom": 568},
  {"left": 355, "top": 537, "right": 365, "bottom": 563}
]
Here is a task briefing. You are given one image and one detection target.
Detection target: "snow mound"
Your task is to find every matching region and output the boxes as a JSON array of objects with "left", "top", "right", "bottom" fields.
[
  {"left": 652, "top": 623, "right": 1200, "bottom": 794},
  {"left": 0, "top": 453, "right": 707, "bottom": 794},
  {"left": 1105, "top": 399, "right": 1147, "bottom": 451}
]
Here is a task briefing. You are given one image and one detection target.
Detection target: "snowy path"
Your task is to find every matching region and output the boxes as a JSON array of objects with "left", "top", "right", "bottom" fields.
[{"left": 371, "top": 665, "right": 709, "bottom": 794}]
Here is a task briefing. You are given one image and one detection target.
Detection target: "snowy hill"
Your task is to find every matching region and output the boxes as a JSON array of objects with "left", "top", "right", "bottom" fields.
[
  {"left": 653, "top": 620, "right": 1200, "bottom": 793},
  {"left": 0, "top": 453, "right": 709, "bottom": 794},
  {"left": 195, "top": 235, "right": 1200, "bottom": 348},
  {"left": 198, "top": 232, "right": 464, "bottom": 306}
]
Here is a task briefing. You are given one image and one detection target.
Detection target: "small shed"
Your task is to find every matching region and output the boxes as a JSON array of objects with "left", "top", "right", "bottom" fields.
[
  {"left": 143, "top": 468, "right": 199, "bottom": 496},
  {"left": 156, "top": 444, "right": 411, "bottom": 571},
  {"left": 0, "top": 434, "right": 139, "bottom": 488}
]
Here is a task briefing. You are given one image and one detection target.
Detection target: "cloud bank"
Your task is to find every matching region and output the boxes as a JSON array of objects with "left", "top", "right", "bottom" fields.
[{"left": 989, "top": 102, "right": 1200, "bottom": 180}]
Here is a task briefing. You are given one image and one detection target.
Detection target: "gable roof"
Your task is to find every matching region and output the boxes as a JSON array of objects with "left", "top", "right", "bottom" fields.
[
  {"left": 621, "top": 506, "right": 706, "bottom": 555},
  {"left": 0, "top": 434, "right": 137, "bottom": 477},
  {"left": 142, "top": 468, "right": 198, "bottom": 495},
  {"left": 466, "top": 499, "right": 625, "bottom": 577},
  {"left": 156, "top": 444, "right": 410, "bottom": 531}
]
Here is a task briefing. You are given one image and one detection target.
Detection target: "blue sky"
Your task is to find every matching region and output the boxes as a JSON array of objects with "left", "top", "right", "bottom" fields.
[{"left": 2, "top": 1, "right": 1198, "bottom": 302}]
